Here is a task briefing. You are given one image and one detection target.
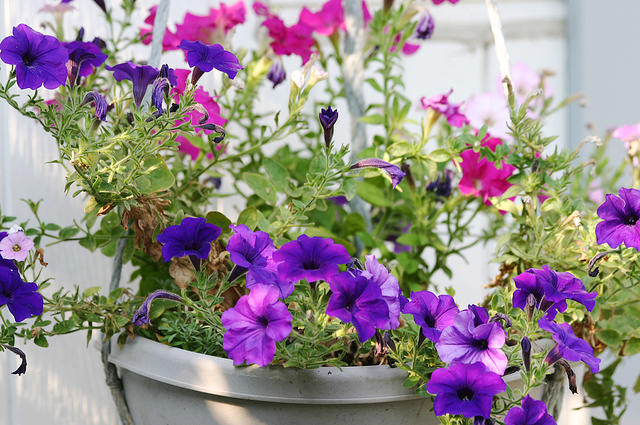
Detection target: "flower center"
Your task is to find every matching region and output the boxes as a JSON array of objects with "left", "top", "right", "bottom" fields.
[
  {"left": 302, "top": 260, "right": 320, "bottom": 270},
  {"left": 22, "top": 51, "right": 37, "bottom": 67},
  {"left": 456, "top": 387, "right": 474, "bottom": 401},
  {"left": 472, "top": 339, "right": 489, "bottom": 350},
  {"left": 12, "top": 244, "right": 21, "bottom": 252},
  {"left": 624, "top": 214, "right": 638, "bottom": 226},
  {"left": 423, "top": 314, "right": 436, "bottom": 328},
  {"left": 257, "top": 316, "right": 269, "bottom": 328}
]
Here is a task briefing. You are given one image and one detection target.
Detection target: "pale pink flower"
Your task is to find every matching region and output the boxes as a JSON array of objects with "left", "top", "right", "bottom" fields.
[
  {"left": 0, "top": 232, "right": 34, "bottom": 261},
  {"left": 612, "top": 123, "right": 640, "bottom": 166},
  {"left": 464, "top": 92, "right": 510, "bottom": 139}
]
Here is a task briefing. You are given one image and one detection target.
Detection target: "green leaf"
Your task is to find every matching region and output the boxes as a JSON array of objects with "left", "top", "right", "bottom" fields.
[
  {"left": 597, "top": 329, "right": 622, "bottom": 347},
  {"left": 625, "top": 337, "right": 640, "bottom": 356},
  {"left": 388, "top": 141, "right": 413, "bottom": 157},
  {"left": 428, "top": 149, "right": 450, "bottom": 162},
  {"left": 356, "top": 180, "right": 392, "bottom": 207},
  {"left": 237, "top": 207, "right": 258, "bottom": 229},
  {"left": 82, "top": 286, "right": 102, "bottom": 298},
  {"left": 634, "top": 374, "right": 640, "bottom": 393},
  {"left": 264, "top": 158, "right": 289, "bottom": 192},
  {"left": 359, "top": 114, "right": 385, "bottom": 125},
  {"left": 134, "top": 156, "right": 175, "bottom": 194},
  {"left": 59, "top": 226, "right": 80, "bottom": 239},
  {"left": 343, "top": 213, "right": 367, "bottom": 236},
  {"left": 205, "top": 211, "right": 232, "bottom": 234},
  {"left": 34, "top": 334, "right": 48, "bottom": 348},
  {"left": 243, "top": 172, "right": 278, "bottom": 205}
]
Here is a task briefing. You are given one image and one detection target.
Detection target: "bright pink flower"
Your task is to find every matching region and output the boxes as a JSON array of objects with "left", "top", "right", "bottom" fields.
[
  {"left": 389, "top": 32, "right": 421, "bottom": 55},
  {"left": 254, "top": 3, "right": 315, "bottom": 64},
  {"left": 458, "top": 135, "right": 515, "bottom": 210},
  {"left": 362, "top": 1, "right": 373, "bottom": 26},
  {"left": 420, "top": 89, "right": 469, "bottom": 128},
  {"left": 299, "top": 0, "right": 344, "bottom": 36},
  {"left": 464, "top": 92, "right": 510, "bottom": 139}
]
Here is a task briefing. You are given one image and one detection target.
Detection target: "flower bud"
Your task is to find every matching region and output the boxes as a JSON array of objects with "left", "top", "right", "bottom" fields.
[
  {"left": 267, "top": 60, "right": 286, "bottom": 88},
  {"left": 557, "top": 360, "right": 578, "bottom": 394},
  {"left": 319, "top": 106, "right": 338, "bottom": 148},
  {"left": 521, "top": 337, "right": 531, "bottom": 372},
  {"left": 414, "top": 13, "right": 435, "bottom": 40}
]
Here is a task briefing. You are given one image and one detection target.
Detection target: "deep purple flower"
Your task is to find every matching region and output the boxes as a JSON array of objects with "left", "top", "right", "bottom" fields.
[
  {"left": 326, "top": 271, "right": 389, "bottom": 342},
  {"left": 358, "top": 255, "right": 402, "bottom": 329},
  {"left": 436, "top": 308, "right": 508, "bottom": 375},
  {"left": 132, "top": 290, "right": 182, "bottom": 326},
  {"left": 64, "top": 40, "right": 107, "bottom": 84},
  {"left": 328, "top": 196, "right": 348, "bottom": 206},
  {"left": 426, "top": 362, "right": 506, "bottom": 419},
  {"left": 82, "top": 91, "right": 108, "bottom": 121},
  {"left": 512, "top": 266, "right": 596, "bottom": 320},
  {"left": 221, "top": 284, "right": 292, "bottom": 366},
  {"left": 521, "top": 337, "right": 531, "bottom": 372},
  {"left": 595, "top": 187, "right": 640, "bottom": 251},
  {"left": 319, "top": 106, "right": 338, "bottom": 147},
  {"left": 178, "top": 40, "right": 243, "bottom": 80},
  {"left": 0, "top": 267, "right": 43, "bottom": 322},
  {"left": 156, "top": 217, "right": 222, "bottom": 262},
  {"left": 504, "top": 395, "right": 556, "bottom": 425},
  {"left": 402, "top": 291, "right": 459, "bottom": 343},
  {"left": 414, "top": 13, "right": 435, "bottom": 40},
  {"left": 538, "top": 317, "right": 600, "bottom": 373},
  {"left": 273, "top": 235, "right": 350, "bottom": 283},
  {"left": 350, "top": 158, "right": 406, "bottom": 189},
  {"left": 427, "top": 169, "right": 454, "bottom": 200},
  {"left": 0, "top": 24, "right": 69, "bottom": 90},
  {"left": 106, "top": 61, "right": 176, "bottom": 109},
  {"left": 267, "top": 60, "right": 286, "bottom": 88}
]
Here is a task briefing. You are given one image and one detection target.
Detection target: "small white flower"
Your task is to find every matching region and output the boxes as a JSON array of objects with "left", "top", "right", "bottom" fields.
[
  {"left": 8, "top": 224, "right": 23, "bottom": 234},
  {"left": 290, "top": 70, "right": 305, "bottom": 88}
]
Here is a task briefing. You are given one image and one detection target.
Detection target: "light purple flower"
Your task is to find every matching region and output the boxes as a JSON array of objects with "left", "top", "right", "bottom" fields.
[
  {"left": 273, "top": 234, "right": 350, "bottom": 283},
  {"left": 414, "top": 13, "right": 435, "bottom": 40},
  {"left": 464, "top": 92, "right": 509, "bottom": 139},
  {"left": 350, "top": 158, "right": 406, "bottom": 189},
  {"left": 222, "top": 284, "right": 292, "bottom": 366},
  {"left": 538, "top": 317, "right": 600, "bottom": 373},
  {"left": 0, "top": 232, "right": 33, "bottom": 261},
  {"left": 504, "top": 395, "right": 556, "bottom": 425},
  {"left": 402, "top": 291, "right": 459, "bottom": 343},
  {"left": 595, "top": 187, "right": 640, "bottom": 251},
  {"left": 132, "top": 290, "right": 182, "bottom": 326},
  {"left": 358, "top": 255, "right": 402, "bottom": 329},
  {"left": 436, "top": 308, "right": 508, "bottom": 375}
]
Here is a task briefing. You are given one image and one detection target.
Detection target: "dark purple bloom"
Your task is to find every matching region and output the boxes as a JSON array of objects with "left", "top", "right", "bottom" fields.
[
  {"left": 358, "top": 255, "right": 402, "bottom": 329},
  {"left": 414, "top": 13, "right": 435, "bottom": 40},
  {"left": 326, "top": 271, "right": 389, "bottom": 342},
  {"left": 512, "top": 266, "right": 596, "bottom": 320},
  {"left": 178, "top": 40, "right": 243, "bottom": 80},
  {"left": 427, "top": 169, "right": 454, "bottom": 200},
  {"left": 107, "top": 61, "right": 177, "bottom": 109},
  {"left": 0, "top": 267, "right": 43, "bottom": 322},
  {"left": 402, "top": 290, "right": 459, "bottom": 343},
  {"left": 595, "top": 187, "right": 640, "bottom": 251},
  {"left": 273, "top": 234, "right": 350, "bottom": 283},
  {"left": 426, "top": 362, "right": 506, "bottom": 419},
  {"left": 267, "top": 60, "right": 286, "bottom": 88},
  {"left": 328, "top": 196, "right": 348, "bottom": 206},
  {"left": 319, "top": 106, "right": 338, "bottom": 147},
  {"left": 152, "top": 76, "right": 171, "bottom": 114},
  {"left": 0, "top": 24, "right": 68, "bottom": 90},
  {"left": 82, "top": 91, "right": 108, "bottom": 121},
  {"left": 538, "top": 317, "right": 600, "bottom": 373},
  {"left": 521, "top": 337, "right": 531, "bottom": 372},
  {"left": 64, "top": 40, "right": 107, "bottom": 84},
  {"left": 504, "top": 395, "right": 556, "bottom": 425},
  {"left": 156, "top": 217, "right": 222, "bottom": 262},
  {"left": 436, "top": 308, "right": 508, "bottom": 374},
  {"left": 132, "top": 290, "right": 182, "bottom": 326},
  {"left": 221, "top": 284, "right": 292, "bottom": 366},
  {"left": 350, "top": 158, "right": 406, "bottom": 189}
]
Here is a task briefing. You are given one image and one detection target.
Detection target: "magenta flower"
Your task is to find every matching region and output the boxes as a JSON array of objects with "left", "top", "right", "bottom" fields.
[
  {"left": 132, "top": 290, "right": 182, "bottom": 326},
  {"left": 358, "top": 255, "right": 402, "bottom": 330},
  {"left": 0, "top": 267, "right": 43, "bottom": 322},
  {"left": 299, "top": 0, "right": 344, "bottom": 36},
  {"left": 273, "top": 235, "right": 350, "bottom": 283},
  {"left": 595, "top": 187, "right": 640, "bottom": 251},
  {"left": 0, "top": 231, "right": 33, "bottom": 262},
  {"left": 178, "top": 40, "right": 243, "bottom": 80},
  {"left": 402, "top": 291, "right": 459, "bottom": 343},
  {"left": 538, "top": 317, "right": 600, "bottom": 373},
  {"left": 350, "top": 158, "right": 406, "bottom": 189},
  {"left": 504, "top": 395, "right": 556, "bottom": 425},
  {"left": 458, "top": 135, "right": 515, "bottom": 209},
  {"left": 426, "top": 362, "right": 506, "bottom": 419},
  {"left": 221, "top": 284, "right": 292, "bottom": 366},
  {"left": 420, "top": 90, "right": 469, "bottom": 128},
  {"left": 512, "top": 266, "right": 596, "bottom": 320},
  {"left": 326, "top": 271, "right": 389, "bottom": 342},
  {"left": 465, "top": 92, "right": 510, "bottom": 139},
  {"left": 0, "top": 24, "right": 69, "bottom": 90},
  {"left": 436, "top": 308, "right": 508, "bottom": 375},
  {"left": 156, "top": 217, "right": 222, "bottom": 262}
]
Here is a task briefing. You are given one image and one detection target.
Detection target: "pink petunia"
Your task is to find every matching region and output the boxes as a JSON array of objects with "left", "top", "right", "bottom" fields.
[
  {"left": 612, "top": 123, "right": 640, "bottom": 167},
  {"left": 299, "top": 0, "right": 344, "bottom": 36},
  {"left": 421, "top": 89, "right": 469, "bottom": 128},
  {"left": 464, "top": 92, "right": 510, "bottom": 139},
  {"left": 0, "top": 231, "right": 34, "bottom": 262}
]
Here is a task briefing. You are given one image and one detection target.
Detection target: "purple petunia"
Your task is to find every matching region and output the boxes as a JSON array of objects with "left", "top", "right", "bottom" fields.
[
  {"left": 414, "top": 13, "right": 435, "bottom": 40},
  {"left": 426, "top": 362, "right": 506, "bottom": 419},
  {"left": 319, "top": 106, "right": 338, "bottom": 147},
  {"left": 512, "top": 266, "right": 596, "bottom": 320},
  {"left": 132, "top": 290, "right": 182, "bottom": 326},
  {"left": 350, "top": 158, "right": 406, "bottom": 189},
  {"left": 0, "top": 267, "right": 43, "bottom": 322},
  {"left": 178, "top": 40, "right": 243, "bottom": 81},
  {"left": 358, "top": 255, "right": 402, "bottom": 330},
  {"left": 64, "top": 40, "right": 107, "bottom": 84},
  {"left": 402, "top": 290, "right": 459, "bottom": 343},
  {"left": 538, "top": 317, "right": 600, "bottom": 373},
  {"left": 436, "top": 307, "right": 508, "bottom": 375},
  {"left": 273, "top": 234, "right": 350, "bottom": 283},
  {"left": 325, "top": 271, "right": 389, "bottom": 342},
  {"left": 0, "top": 24, "right": 69, "bottom": 90},
  {"left": 227, "top": 225, "right": 294, "bottom": 299},
  {"left": 106, "top": 61, "right": 177, "bottom": 109},
  {"left": 595, "top": 187, "right": 640, "bottom": 251},
  {"left": 426, "top": 169, "right": 454, "bottom": 200},
  {"left": 156, "top": 217, "right": 222, "bottom": 262},
  {"left": 504, "top": 395, "right": 556, "bottom": 425},
  {"left": 221, "top": 284, "right": 292, "bottom": 366},
  {"left": 82, "top": 91, "right": 108, "bottom": 121},
  {"left": 267, "top": 60, "right": 286, "bottom": 88}
]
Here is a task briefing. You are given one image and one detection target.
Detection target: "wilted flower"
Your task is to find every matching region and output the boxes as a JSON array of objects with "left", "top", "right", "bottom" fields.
[
  {"left": 504, "top": 395, "right": 556, "bottom": 425},
  {"left": 538, "top": 317, "right": 600, "bottom": 373},
  {"left": 0, "top": 231, "right": 33, "bottom": 262},
  {"left": 414, "top": 13, "right": 435, "bottom": 40},
  {"left": 64, "top": 40, "right": 107, "bottom": 85},
  {"left": 401, "top": 291, "right": 458, "bottom": 343},
  {"left": 350, "top": 158, "right": 406, "bottom": 189},
  {"left": 273, "top": 235, "right": 350, "bottom": 283},
  {"left": 132, "top": 290, "right": 182, "bottom": 326},
  {"left": 0, "top": 24, "right": 69, "bottom": 90},
  {"left": 221, "top": 284, "right": 292, "bottom": 366},
  {"left": 0, "top": 267, "right": 43, "bottom": 322},
  {"left": 3, "top": 344, "right": 27, "bottom": 375},
  {"left": 156, "top": 217, "right": 222, "bottom": 262},
  {"left": 595, "top": 187, "right": 640, "bottom": 251},
  {"left": 82, "top": 91, "right": 108, "bottom": 121}
]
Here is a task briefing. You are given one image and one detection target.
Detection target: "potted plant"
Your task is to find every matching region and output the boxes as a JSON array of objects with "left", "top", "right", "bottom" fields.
[{"left": 0, "top": 0, "right": 631, "bottom": 424}]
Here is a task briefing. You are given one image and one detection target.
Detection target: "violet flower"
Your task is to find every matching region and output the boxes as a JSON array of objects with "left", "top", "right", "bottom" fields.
[
  {"left": 156, "top": 217, "right": 222, "bottom": 262},
  {"left": 82, "top": 91, "right": 108, "bottom": 121},
  {"left": 0, "top": 267, "right": 43, "bottom": 322},
  {"left": 512, "top": 266, "right": 596, "bottom": 320},
  {"left": 436, "top": 308, "right": 508, "bottom": 375},
  {"left": 426, "top": 169, "right": 454, "bottom": 200},
  {"left": 504, "top": 395, "right": 556, "bottom": 425},
  {"left": 0, "top": 231, "right": 33, "bottom": 262},
  {"left": 132, "top": 290, "right": 182, "bottom": 326},
  {"left": 402, "top": 291, "right": 459, "bottom": 343},
  {"left": 267, "top": 60, "right": 286, "bottom": 88},
  {"left": 420, "top": 89, "right": 469, "bottom": 128},
  {"left": 326, "top": 271, "right": 389, "bottom": 342},
  {"left": 319, "top": 106, "right": 338, "bottom": 147},
  {"left": 426, "top": 362, "right": 506, "bottom": 419},
  {"left": 178, "top": 40, "right": 243, "bottom": 83},
  {"left": 595, "top": 187, "right": 640, "bottom": 251},
  {"left": 0, "top": 24, "right": 69, "bottom": 90},
  {"left": 221, "top": 284, "right": 292, "bottom": 366},
  {"left": 107, "top": 61, "right": 176, "bottom": 109},
  {"left": 414, "top": 13, "right": 435, "bottom": 40},
  {"left": 64, "top": 40, "right": 107, "bottom": 85},
  {"left": 358, "top": 255, "right": 402, "bottom": 330},
  {"left": 350, "top": 158, "right": 406, "bottom": 189},
  {"left": 538, "top": 317, "right": 600, "bottom": 373},
  {"left": 273, "top": 234, "right": 350, "bottom": 283}
]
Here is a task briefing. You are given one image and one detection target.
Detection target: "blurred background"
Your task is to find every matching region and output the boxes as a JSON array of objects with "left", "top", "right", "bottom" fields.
[{"left": 0, "top": 0, "right": 638, "bottom": 423}]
